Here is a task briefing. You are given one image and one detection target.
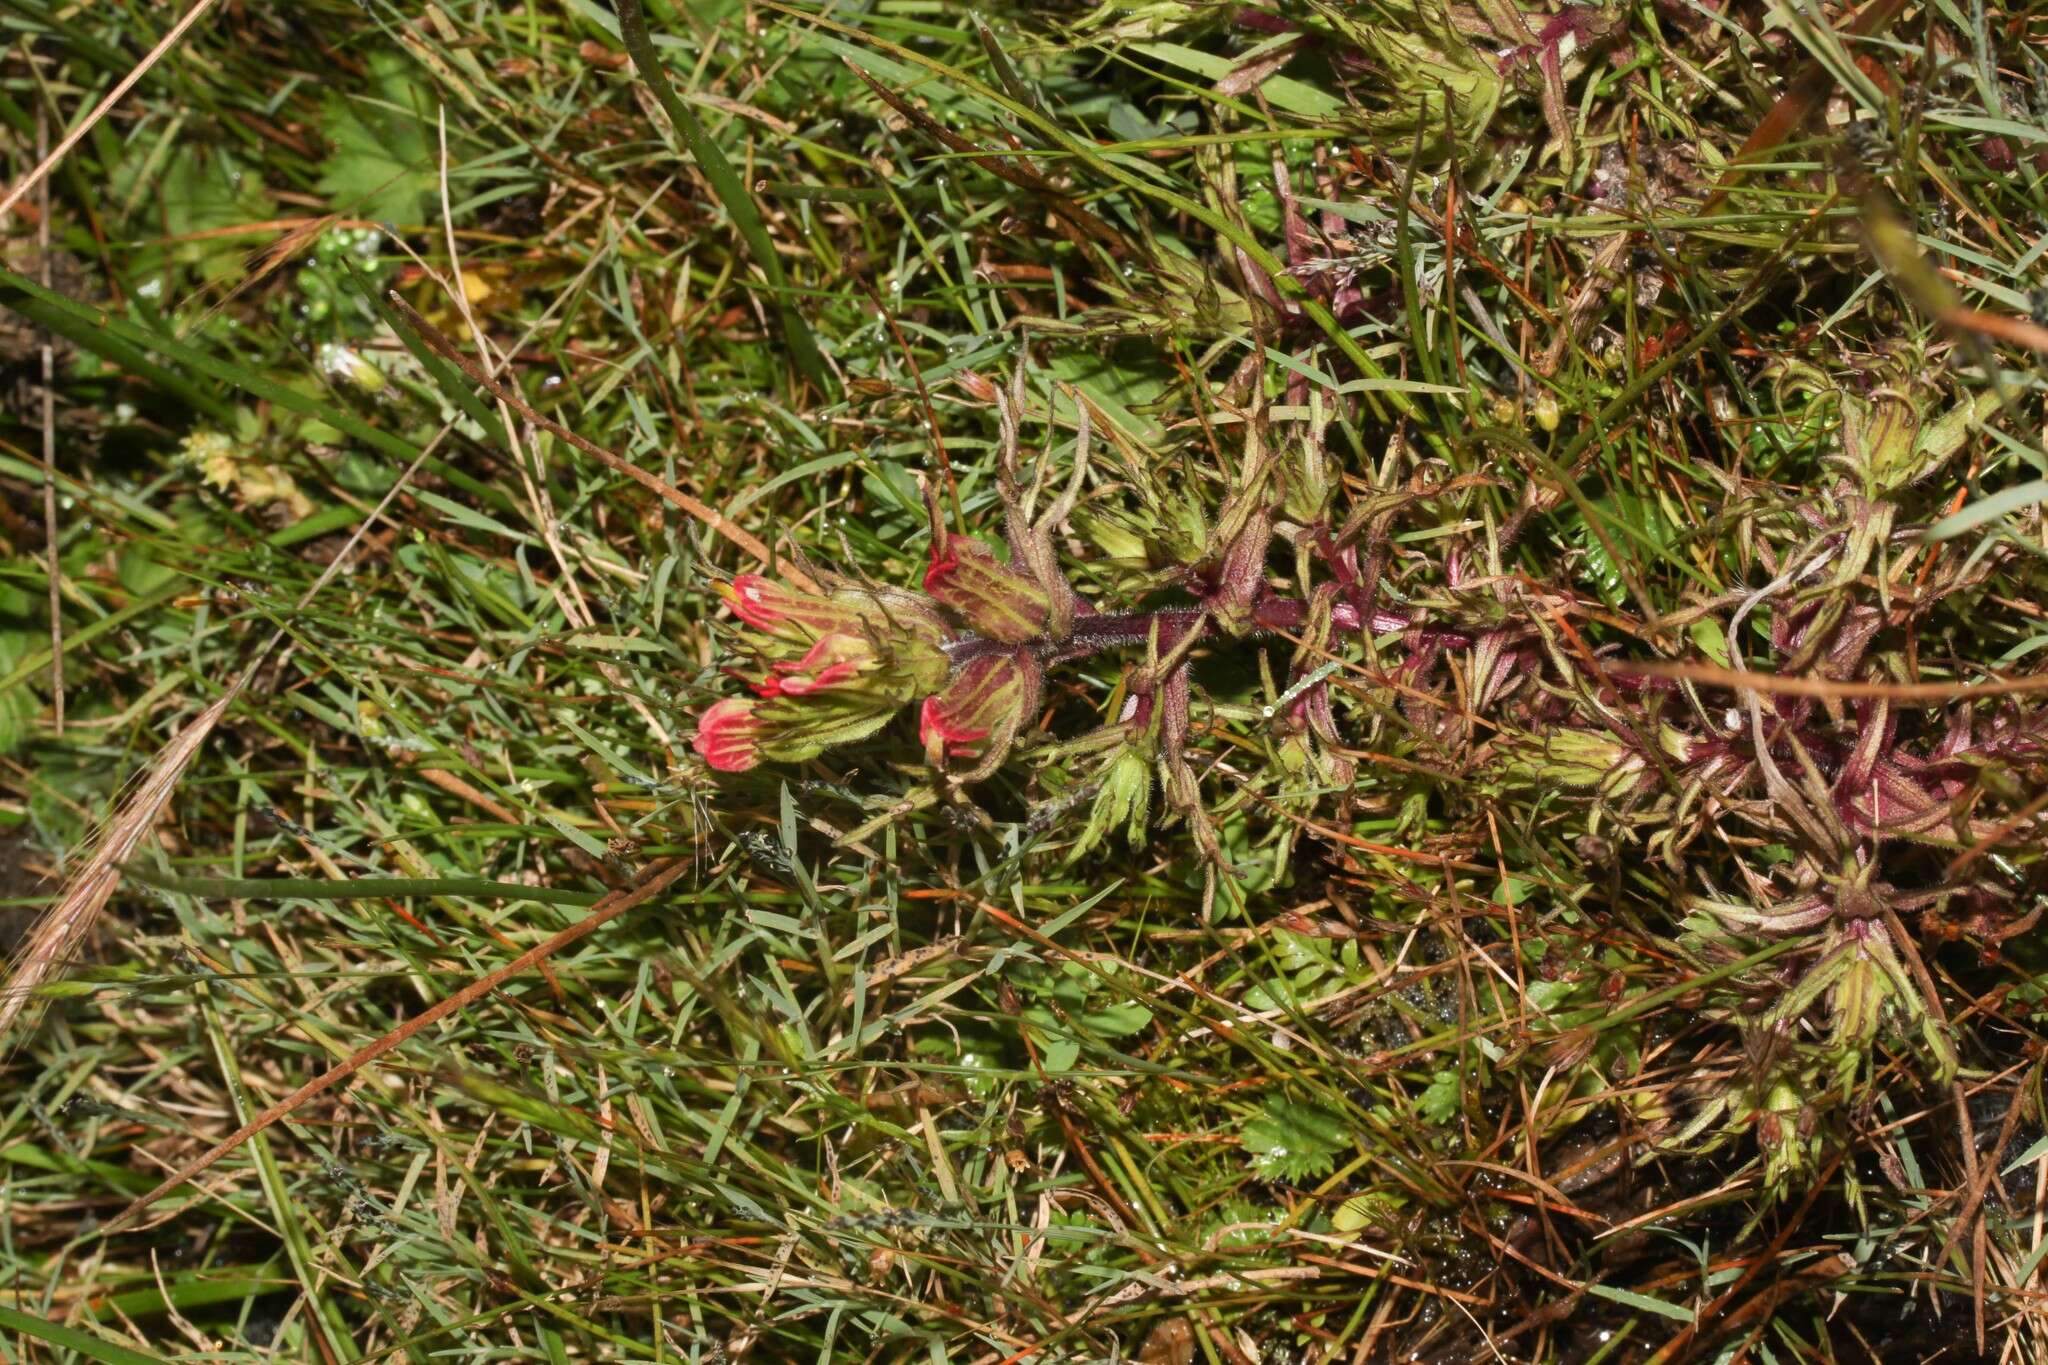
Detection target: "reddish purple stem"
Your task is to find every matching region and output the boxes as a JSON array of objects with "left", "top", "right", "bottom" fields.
[{"left": 943, "top": 593, "right": 1470, "bottom": 670}]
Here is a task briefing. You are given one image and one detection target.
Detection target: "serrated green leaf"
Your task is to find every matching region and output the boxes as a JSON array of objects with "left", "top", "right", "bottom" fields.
[
  {"left": 1240, "top": 1096, "right": 1349, "bottom": 1181},
  {"left": 1416, "top": 1068, "right": 1461, "bottom": 1125}
]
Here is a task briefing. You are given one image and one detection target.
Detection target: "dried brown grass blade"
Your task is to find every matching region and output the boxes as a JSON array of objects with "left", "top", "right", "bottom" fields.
[
  {"left": 102, "top": 856, "right": 689, "bottom": 1234},
  {"left": 37, "top": 107, "right": 62, "bottom": 735},
  {"left": 1940, "top": 305, "right": 2048, "bottom": 354},
  {"left": 178, "top": 213, "right": 345, "bottom": 340},
  {"left": 1626, "top": 660, "right": 2048, "bottom": 704}
]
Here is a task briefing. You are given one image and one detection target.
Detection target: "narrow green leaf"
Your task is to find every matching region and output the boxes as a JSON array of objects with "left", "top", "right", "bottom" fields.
[
  {"left": 2003, "top": 1130, "right": 2048, "bottom": 1175},
  {"left": 1584, "top": 1283, "right": 1696, "bottom": 1323},
  {"left": 120, "top": 866, "right": 603, "bottom": 907},
  {"left": 1923, "top": 479, "right": 2048, "bottom": 542},
  {"left": 0, "top": 1306, "right": 171, "bottom": 1364},
  {"left": 1129, "top": 42, "right": 1342, "bottom": 119},
  {"left": 0, "top": 285, "right": 233, "bottom": 419}
]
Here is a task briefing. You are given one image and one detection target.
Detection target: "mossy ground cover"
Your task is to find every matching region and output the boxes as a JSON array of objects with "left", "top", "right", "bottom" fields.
[{"left": 3, "top": 2, "right": 2048, "bottom": 1361}]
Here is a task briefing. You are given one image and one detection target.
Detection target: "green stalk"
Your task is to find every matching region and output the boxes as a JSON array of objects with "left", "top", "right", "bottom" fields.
[{"left": 195, "top": 979, "right": 358, "bottom": 1362}]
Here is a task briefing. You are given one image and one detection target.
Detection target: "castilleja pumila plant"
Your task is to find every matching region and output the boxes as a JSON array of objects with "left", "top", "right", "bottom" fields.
[
  {"left": 694, "top": 349, "right": 2048, "bottom": 1201},
  {"left": 691, "top": 393, "right": 1448, "bottom": 860}
]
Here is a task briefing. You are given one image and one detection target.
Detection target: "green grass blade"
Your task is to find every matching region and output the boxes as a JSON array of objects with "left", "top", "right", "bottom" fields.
[{"left": 0, "top": 1305, "right": 171, "bottom": 1364}]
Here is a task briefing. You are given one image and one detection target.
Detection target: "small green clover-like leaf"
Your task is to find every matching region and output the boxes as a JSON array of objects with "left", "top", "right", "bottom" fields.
[
  {"left": 1332, "top": 1191, "right": 1405, "bottom": 1234},
  {"left": 317, "top": 52, "right": 434, "bottom": 224},
  {"left": 1018, "top": 964, "right": 1150, "bottom": 1058},
  {"left": 1021, "top": 994, "right": 1149, "bottom": 1074},
  {"left": 1240, "top": 1096, "right": 1349, "bottom": 1182},
  {"left": 1038, "top": 1034, "right": 1080, "bottom": 1074},
  {"left": 1078, "top": 1000, "right": 1151, "bottom": 1039},
  {"left": 1020, "top": 1007, "right": 1081, "bottom": 1072}
]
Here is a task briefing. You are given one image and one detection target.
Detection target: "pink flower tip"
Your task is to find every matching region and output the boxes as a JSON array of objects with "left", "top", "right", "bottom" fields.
[
  {"left": 760, "top": 632, "right": 872, "bottom": 699},
  {"left": 922, "top": 545, "right": 958, "bottom": 596},
  {"left": 919, "top": 695, "right": 989, "bottom": 756},
  {"left": 693, "top": 698, "right": 765, "bottom": 772},
  {"left": 721, "top": 575, "right": 788, "bottom": 631}
]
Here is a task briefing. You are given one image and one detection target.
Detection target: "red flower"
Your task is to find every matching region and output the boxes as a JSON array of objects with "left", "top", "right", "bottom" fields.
[
  {"left": 755, "top": 633, "right": 873, "bottom": 698},
  {"left": 923, "top": 538, "right": 1053, "bottom": 644},
  {"left": 919, "top": 648, "right": 1041, "bottom": 762},
  {"left": 692, "top": 698, "right": 766, "bottom": 772},
  {"left": 721, "top": 575, "right": 869, "bottom": 642},
  {"left": 919, "top": 694, "right": 988, "bottom": 756}
]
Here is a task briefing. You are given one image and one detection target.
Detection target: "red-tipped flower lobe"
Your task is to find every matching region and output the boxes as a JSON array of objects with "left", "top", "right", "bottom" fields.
[
  {"left": 923, "top": 538, "right": 1053, "bottom": 644},
  {"left": 693, "top": 698, "right": 766, "bottom": 772}
]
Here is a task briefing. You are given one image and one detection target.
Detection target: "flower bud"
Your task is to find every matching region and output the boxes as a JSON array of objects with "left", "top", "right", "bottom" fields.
[
  {"left": 1839, "top": 390, "right": 1918, "bottom": 493},
  {"left": 700, "top": 577, "right": 952, "bottom": 772},
  {"left": 919, "top": 648, "right": 1043, "bottom": 765},
  {"left": 1276, "top": 729, "right": 1353, "bottom": 789},
  {"left": 1146, "top": 484, "right": 1210, "bottom": 565},
  {"left": 1210, "top": 507, "right": 1273, "bottom": 637},
  {"left": 318, "top": 342, "right": 386, "bottom": 393},
  {"left": 1273, "top": 676, "right": 1355, "bottom": 788},
  {"left": 1279, "top": 438, "right": 1336, "bottom": 525},
  {"left": 1495, "top": 728, "right": 1649, "bottom": 797},
  {"left": 1074, "top": 510, "right": 1151, "bottom": 566},
  {"left": 1758, "top": 1082, "right": 1803, "bottom": 1170},
  {"left": 755, "top": 632, "right": 878, "bottom": 699},
  {"left": 1825, "top": 916, "right": 1918, "bottom": 1058},
  {"left": 923, "top": 539, "right": 1054, "bottom": 644},
  {"left": 693, "top": 698, "right": 767, "bottom": 772},
  {"left": 753, "top": 691, "right": 909, "bottom": 761},
  {"left": 721, "top": 575, "right": 877, "bottom": 644},
  {"left": 1072, "top": 746, "right": 1153, "bottom": 860}
]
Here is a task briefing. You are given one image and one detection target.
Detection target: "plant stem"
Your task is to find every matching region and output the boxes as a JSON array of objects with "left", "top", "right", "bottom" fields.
[{"left": 944, "top": 596, "right": 1472, "bottom": 670}]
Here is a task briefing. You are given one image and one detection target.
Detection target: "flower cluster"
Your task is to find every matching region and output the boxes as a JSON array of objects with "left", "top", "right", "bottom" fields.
[
  {"left": 692, "top": 547, "right": 1052, "bottom": 779},
  {"left": 689, "top": 392, "right": 1404, "bottom": 858}
]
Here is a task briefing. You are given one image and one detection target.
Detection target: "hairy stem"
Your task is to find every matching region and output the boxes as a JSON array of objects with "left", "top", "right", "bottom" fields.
[{"left": 943, "top": 594, "right": 1471, "bottom": 670}]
